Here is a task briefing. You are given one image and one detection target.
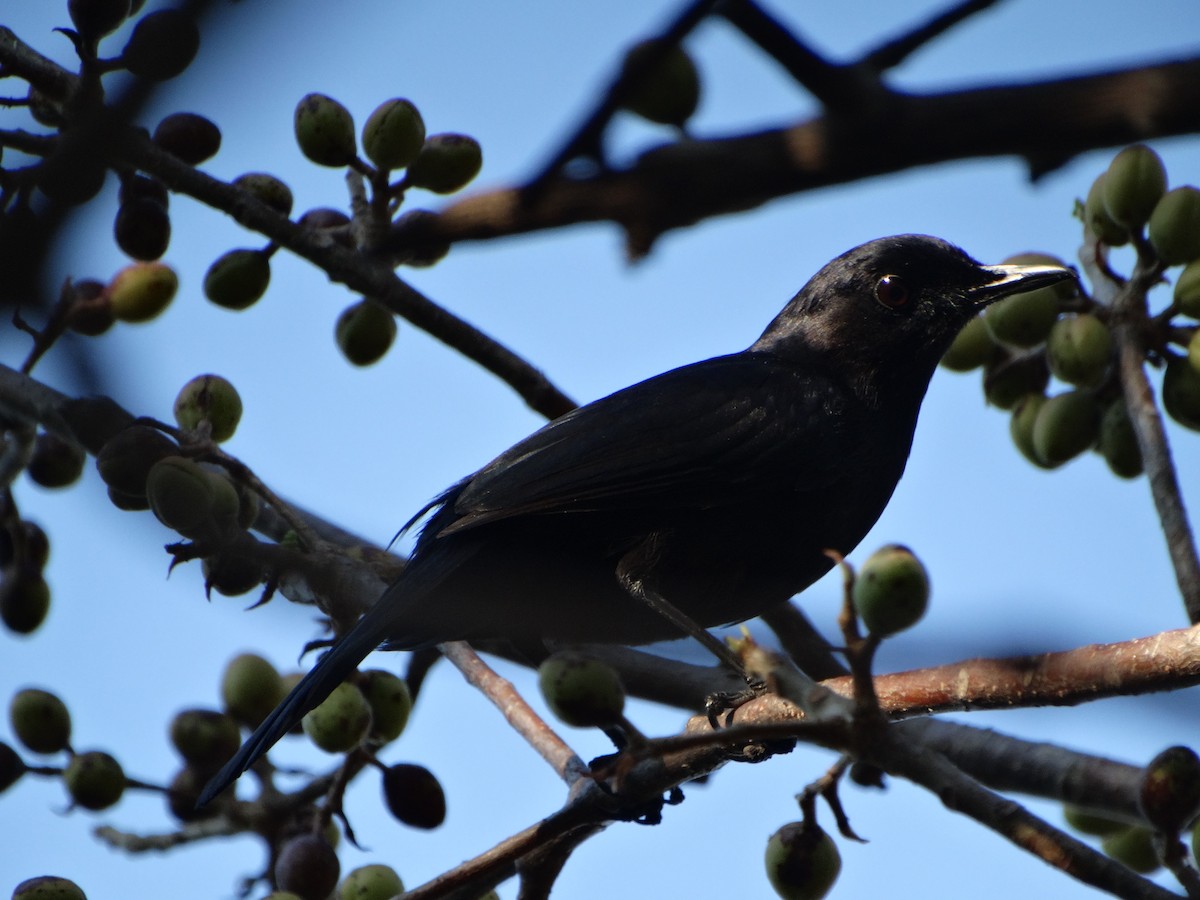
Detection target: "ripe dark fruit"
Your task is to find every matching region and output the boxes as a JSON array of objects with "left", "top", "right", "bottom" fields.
[
  {"left": 114, "top": 198, "right": 171, "bottom": 261},
  {"left": 68, "top": 0, "right": 131, "bottom": 41},
  {"left": 338, "top": 863, "right": 404, "bottom": 900},
  {"left": 153, "top": 113, "right": 221, "bottom": 165},
  {"left": 232, "top": 173, "right": 294, "bottom": 216},
  {"left": 220, "top": 653, "right": 285, "bottom": 729},
  {"left": 204, "top": 249, "right": 271, "bottom": 311},
  {"left": 1099, "top": 400, "right": 1143, "bottom": 479},
  {"left": 38, "top": 151, "right": 107, "bottom": 206},
  {"left": 359, "top": 669, "right": 412, "bottom": 743},
  {"left": 851, "top": 544, "right": 930, "bottom": 636},
  {"left": 173, "top": 374, "right": 243, "bottom": 442},
  {"left": 67, "top": 279, "right": 115, "bottom": 336},
  {"left": 362, "top": 99, "right": 426, "bottom": 171},
  {"left": 764, "top": 821, "right": 841, "bottom": 900},
  {"left": 537, "top": 652, "right": 625, "bottom": 728},
  {"left": 146, "top": 456, "right": 216, "bottom": 536},
  {"left": 381, "top": 763, "right": 446, "bottom": 829},
  {"left": 405, "top": 134, "right": 483, "bottom": 194},
  {"left": 1031, "top": 391, "right": 1102, "bottom": 467},
  {"left": 302, "top": 681, "right": 372, "bottom": 753},
  {"left": 275, "top": 834, "right": 340, "bottom": 900},
  {"left": 27, "top": 433, "right": 86, "bottom": 489},
  {"left": 1162, "top": 355, "right": 1200, "bottom": 431},
  {"left": 202, "top": 554, "right": 264, "bottom": 597},
  {"left": 1, "top": 572, "right": 51, "bottom": 634},
  {"left": 169, "top": 708, "right": 240, "bottom": 772},
  {"left": 619, "top": 39, "right": 702, "bottom": 128},
  {"left": 336, "top": 300, "right": 397, "bottom": 366},
  {"left": 9, "top": 688, "right": 72, "bottom": 755},
  {"left": 11, "top": 875, "right": 87, "bottom": 900},
  {"left": 64, "top": 750, "right": 125, "bottom": 810},
  {"left": 1148, "top": 186, "right": 1200, "bottom": 266},
  {"left": 96, "top": 425, "right": 178, "bottom": 497},
  {"left": 940, "top": 315, "right": 995, "bottom": 372},
  {"left": 166, "top": 767, "right": 217, "bottom": 821},
  {"left": 121, "top": 10, "right": 200, "bottom": 80},
  {"left": 1139, "top": 745, "right": 1200, "bottom": 833},
  {"left": 294, "top": 93, "right": 357, "bottom": 168},
  {"left": 107, "top": 262, "right": 177, "bottom": 322},
  {"left": 1045, "top": 314, "right": 1112, "bottom": 387},
  {"left": 1103, "top": 145, "right": 1167, "bottom": 228},
  {"left": 0, "top": 741, "right": 27, "bottom": 793},
  {"left": 390, "top": 210, "right": 451, "bottom": 268}
]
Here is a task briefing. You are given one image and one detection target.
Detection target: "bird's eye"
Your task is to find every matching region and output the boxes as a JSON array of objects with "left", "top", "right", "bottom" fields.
[{"left": 875, "top": 275, "right": 911, "bottom": 310}]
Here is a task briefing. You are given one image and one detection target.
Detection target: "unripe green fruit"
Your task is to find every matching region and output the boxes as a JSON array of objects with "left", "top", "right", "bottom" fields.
[
  {"left": 1190, "top": 330, "right": 1200, "bottom": 375},
  {"left": 65, "top": 750, "right": 125, "bottom": 810},
  {"left": 169, "top": 708, "right": 240, "bottom": 772},
  {"left": 983, "top": 289, "right": 1060, "bottom": 348},
  {"left": 146, "top": 456, "right": 215, "bottom": 535},
  {"left": 1101, "top": 826, "right": 1160, "bottom": 874},
  {"left": 220, "top": 653, "right": 285, "bottom": 729},
  {"left": 1149, "top": 186, "right": 1200, "bottom": 265},
  {"left": 1031, "top": 390, "right": 1101, "bottom": 466},
  {"left": 275, "top": 834, "right": 341, "bottom": 900},
  {"left": 11, "top": 875, "right": 87, "bottom": 900},
  {"left": 107, "top": 261, "right": 177, "bottom": 323},
  {"left": 1099, "top": 400, "right": 1143, "bottom": 479},
  {"left": 203, "top": 249, "right": 271, "bottom": 311},
  {"left": 851, "top": 544, "right": 930, "bottom": 636},
  {"left": 294, "top": 93, "right": 357, "bottom": 168},
  {"left": 983, "top": 352, "right": 1050, "bottom": 410},
  {"left": 406, "top": 134, "right": 483, "bottom": 194},
  {"left": 1139, "top": 745, "right": 1200, "bottom": 833},
  {"left": 27, "top": 433, "right": 86, "bottom": 489},
  {"left": 303, "top": 681, "right": 372, "bottom": 753},
  {"left": 232, "top": 173, "right": 294, "bottom": 216},
  {"left": 764, "top": 821, "right": 841, "bottom": 900},
  {"left": 1163, "top": 354, "right": 1200, "bottom": 431},
  {"left": 1009, "top": 393, "right": 1050, "bottom": 468},
  {"left": 202, "top": 554, "right": 264, "bottom": 597},
  {"left": 0, "top": 741, "right": 27, "bottom": 793},
  {"left": 1, "top": 572, "right": 51, "bottom": 634},
  {"left": 166, "top": 766, "right": 216, "bottom": 821},
  {"left": 1084, "top": 174, "right": 1131, "bottom": 246},
  {"left": 174, "top": 374, "right": 243, "bottom": 442},
  {"left": 114, "top": 197, "right": 171, "bottom": 261},
  {"left": 1175, "top": 260, "right": 1200, "bottom": 318},
  {"left": 1045, "top": 314, "right": 1112, "bottom": 387},
  {"left": 380, "top": 762, "right": 446, "bottom": 829},
  {"left": 620, "top": 40, "right": 701, "bottom": 128},
  {"left": 1103, "top": 145, "right": 1167, "bottom": 228},
  {"left": 359, "top": 669, "right": 412, "bottom": 743},
  {"left": 95, "top": 425, "right": 178, "bottom": 497},
  {"left": 362, "top": 99, "right": 425, "bottom": 171},
  {"left": 339, "top": 863, "right": 404, "bottom": 900},
  {"left": 9, "top": 688, "right": 72, "bottom": 754},
  {"left": 121, "top": 10, "right": 200, "bottom": 80},
  {"left": 538, "top": 652, "right": 626, "bottom": 727},
  {"left": 1063, "top": 804, "right": 1130, "bottom": 837},
  {"left": 336, "top": 300, "right": 397, "bottom": 367},
  {"left": 68, "top": 0, "right": 129, "bottom": 40},
  {"left": 940, "top": 315, "right": 995, "bottom": 372},
  {"left": 152, "top": 113, "right": 221, "bottom": 165}
]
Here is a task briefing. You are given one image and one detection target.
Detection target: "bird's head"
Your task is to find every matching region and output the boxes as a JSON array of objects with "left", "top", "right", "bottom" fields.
[{"left": 752, "top": 234, "right": 1075, "bottom": 390}]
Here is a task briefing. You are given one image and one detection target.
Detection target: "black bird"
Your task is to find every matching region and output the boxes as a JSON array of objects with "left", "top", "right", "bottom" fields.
[{"left": 200, "top": 234, "right": 1071, "bottom": 804}]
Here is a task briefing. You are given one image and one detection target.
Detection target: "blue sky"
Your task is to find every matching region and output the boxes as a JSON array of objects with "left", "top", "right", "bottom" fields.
[{"left": 3, "top": 2, "right": 1200, "bottom": 898}]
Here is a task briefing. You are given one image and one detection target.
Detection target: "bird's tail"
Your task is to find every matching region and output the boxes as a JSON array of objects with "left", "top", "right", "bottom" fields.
[{"left": 196, "top": 621, "right": 390, "bottom": 808}]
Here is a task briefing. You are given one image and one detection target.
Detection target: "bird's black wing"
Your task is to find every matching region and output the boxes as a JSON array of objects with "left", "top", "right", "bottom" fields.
[{"left": 439, "top": 351, "right": 853, "bottom": 536}]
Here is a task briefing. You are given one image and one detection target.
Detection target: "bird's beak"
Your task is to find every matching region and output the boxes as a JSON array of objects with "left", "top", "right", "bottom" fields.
[{"left": 969, "top": 263, "right": 1076, "bottom": 309}]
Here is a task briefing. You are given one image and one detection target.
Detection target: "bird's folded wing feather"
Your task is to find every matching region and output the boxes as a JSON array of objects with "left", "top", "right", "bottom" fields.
[{"left": 438, "top": 352, "right": 852, "bottom": 535}]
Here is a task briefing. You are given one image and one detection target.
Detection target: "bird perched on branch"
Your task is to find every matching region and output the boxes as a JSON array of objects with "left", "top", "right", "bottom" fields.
[{"left": 200, "top": 234, "right": 1071, "bottom": 805}]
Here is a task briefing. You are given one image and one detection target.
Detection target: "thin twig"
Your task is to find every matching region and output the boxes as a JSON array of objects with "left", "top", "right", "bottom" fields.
[{"left": 864, "top": 0, "right": 1001, "bottom": 72}]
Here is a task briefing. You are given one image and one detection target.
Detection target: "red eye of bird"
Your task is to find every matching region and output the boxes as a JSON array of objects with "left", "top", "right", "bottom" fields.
[{"left": 875, "top": 274, "right": 911, "bottom": 309}]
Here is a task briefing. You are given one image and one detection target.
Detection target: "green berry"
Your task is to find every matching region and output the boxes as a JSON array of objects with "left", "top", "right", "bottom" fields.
[
  {"left": 1098, "top": 400, "right": 1143, "bottom": 479},
  {"left": 220, "top": 653, "right": 285, "bottom": 729},
  {"left": 165, "top": 766, "right": 216, "bottom": 822},
  {"left": 294, "top": 93, "right": 357, "bottom": 168},
  {"left": 1139, "top": 745, "right": 1200, "bottom": 833},
  {"left": 1009, "top": 393, "right": 1050, "bottom": 469},
  {"left": 146, "top": 456, "right": 216, "bottom": 536},
  {"left": 11, "top": 875, "right": 87, "bottom": 900},
  {"left": 538, "top": 652, "right": 626, "bottom": 728},
  {"left": 107, "top": 262, "right": 177, "bottom": 323},
  {"left": 1174, "top": 260, "right": 1200, "bottom": 318},
  {"left": 65, "top": 750, "right": 125, "bottom": 810},
  {"left": 169, "top": 708, "right": 240, "bottom": 772},
  {"left": 95, "top": 425, "right": 178, "bottom": 497},
  {"left": 1031, "top": 390, "right": 1101, "bottom": 467},
  {"left": 983, "top": 352, "right": 1050, "bottom": 410},
  {"left": 232, "top": 173, "right": 294, "bottom": 216},
  {"left": 1101, "top": 826, "right": 1160, "bottom": 874},
  {"left": 152, "top": 113, "right": 221, "bottom": 165},
  {"left": 336, "top": 300, "right": 397, "bottom": 366},
  {"left": 362, "top": 99, "right": 425, "bottom": 171},
  {"left": 1163, "top": 354, "right": 1200, "bottom": 431},
  {"left": 339, "top": 863, "right": 404, "bottom": 900},
  {"left": 1149, "top": 186, "right": 1200, "bottom": 265},
  {"left": 1190, "top": 330, "right": 1200, "bottom": 374},
  {"left": 1045, "top": 314, "right": 1112, "bottom": 387},
  {"left": 620, "top": 39, "right": 701, "bottom": 128},
  {"left": 173, "top": 374, "right": 243, "bottom": 442},
  {"left": 359, "top": 669, "right": 412, "bottom": 743},
  {"left": 302, "top": 681, "right": 373, "bottom": 753},
  {"left": 1, "top": 571, "right": 51, "bottom": 634},
  {"left": 406, "top": 134, "right": 482, "bottom": 194},
  {"left": 1084, "top": 173, "right": 1131, "bottom": 246},
  {"left": 851, "top": 544, "right": 930, "bottom": 636},
  {"left": 983, "top": 288, "right": 1060, "bottom": 348},
  {"left": 380, "top": 762, "right": 446, "bottom": 829},
  {"left": 202, "top": 554, "right": 264, "bottom": 597},
  {"left": 121, "top": 10, "right": 200, "bottom": 80},
  {"left": 940, "top": 315, "right": 995, "bottom": 372},
  {"left": 764, "top": 821, "right": 841, "bottom": 900},
  {"left": 1063, "top": 804, "right": 1130, "bottom": 837},
  {"left": 203, "top": 249, "right": 271, "bottom": 310},
  {"left": 26, "top": 433, "right": 86, "bottom": 489},
  {"left": 1103, "top": 145, "right": 1167, "bottom": 228},
  {"left": 275, "top": 834, "right": 341, "bottom": 900},
  {"left": 9, "top": 688, "right": 71, "bottom": 754}
]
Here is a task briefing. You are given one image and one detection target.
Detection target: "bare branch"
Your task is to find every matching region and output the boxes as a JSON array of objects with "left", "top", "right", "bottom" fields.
[{"left": 864, "top": 0, "right": 1002, "bottom": 72}]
